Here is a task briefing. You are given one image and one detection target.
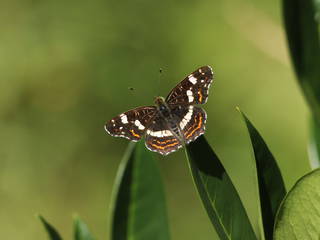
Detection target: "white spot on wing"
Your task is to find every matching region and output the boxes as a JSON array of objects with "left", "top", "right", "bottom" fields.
[
  {"left": 187, "top": 90, "right": 194, "bottom": 102},
  {"left": 188, "top": 75, "right": 197, "bottom": 85},
  {"left": 134, "top": 119, "right": 145, "bottom": 130},
  {"left": 120, "top": 114, "right": 128, "bottom": 124}
]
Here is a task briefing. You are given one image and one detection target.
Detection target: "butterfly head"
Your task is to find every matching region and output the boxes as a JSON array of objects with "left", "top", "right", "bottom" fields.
[
  {"left": 154, "top": 96, "right": 165, "bottom": 106},
  {"left": 154, "top": 96, "right": 170, "bottom": 116}
]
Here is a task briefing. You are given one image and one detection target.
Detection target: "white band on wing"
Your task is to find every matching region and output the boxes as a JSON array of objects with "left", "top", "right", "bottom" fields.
[
  {"left": 179, "top": 106, "right": 194, "bottom": 129},
  {"left": 146, "top": 129, "right": 173, "bottom": 137}
]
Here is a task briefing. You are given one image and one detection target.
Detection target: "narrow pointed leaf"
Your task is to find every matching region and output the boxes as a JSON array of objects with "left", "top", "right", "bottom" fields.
[
  {"left": 283, "top": 0, "right": 320, "bottom": 122},
  {"left": 74, "top": 216, "right": 95, "bottom": 240},
  {"left": 39, "top": 215, "right": 63, "bottom": 240},
  {"left": 239, "top": 110, "right": 286, "bottom": 240},
  {"left": 309, "top": 117, "right": 320, "bottom": 168},
  {"left": 185, "top": 136, "right": 257, "bottom": 240},
  {"left": 110, "top": 141, "right": 170, "bottom": 240},
  {"left": 274, "top": 168, "right": 320, "bottom": 239}
]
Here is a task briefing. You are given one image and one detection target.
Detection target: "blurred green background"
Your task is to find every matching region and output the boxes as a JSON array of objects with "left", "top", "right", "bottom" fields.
[{"left": 0, "top": 0, "right": 311, "bottom": 239}]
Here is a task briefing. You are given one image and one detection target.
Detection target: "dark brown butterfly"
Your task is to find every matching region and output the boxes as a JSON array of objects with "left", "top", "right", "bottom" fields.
[{"left": 105, "top": 66, "right": 214, "bottom": 155}]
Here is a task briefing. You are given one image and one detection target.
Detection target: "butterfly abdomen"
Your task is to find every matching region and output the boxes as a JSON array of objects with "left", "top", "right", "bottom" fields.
[{"left": 168, "top": 121, "right": 184, "bottom": 142}]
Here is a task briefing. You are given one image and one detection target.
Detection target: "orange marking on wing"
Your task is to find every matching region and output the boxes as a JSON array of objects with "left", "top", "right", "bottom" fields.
[
  {"left": 186, "top": 115, "right": 203, "bottom": 138},
  {"left": 155, "top": 138, "right": 176, "bottom": 145},
  {"left": 150, "top": 141, "right": 179, "bottom": 150},
  {"left": 130, "top": 129, "right": 140, "bottom": 138},
  {"left": 198, "top": 90, "right": 203, "bottom": 102}
]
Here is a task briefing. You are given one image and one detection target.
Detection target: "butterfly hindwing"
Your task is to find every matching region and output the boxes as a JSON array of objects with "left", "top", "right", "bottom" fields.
[
  {"left": 170, "top": 105, "right": 207, "bottom": 144},
  {"left": 145, "top": 105, "right": 207, "bottom": 155},
  {"left": 105, "top": 106, "right": 157, "bottom": 141},
  {"left": 145, "top": 115, "right": 182, "bottom": 155},
  {"left": 165, "top": 66, "right": 213, "bottom": 106},
  {"left": 181, "top": 106, "right": 207, "bottom": 144}
]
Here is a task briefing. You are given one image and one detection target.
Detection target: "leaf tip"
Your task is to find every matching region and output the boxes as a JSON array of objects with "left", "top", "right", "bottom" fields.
[
  {"left": 37, "top": 214, "right": 45, "bottom": 222},
  {"left": 236, "top": 107, "right": 249, "bottom": 121}
]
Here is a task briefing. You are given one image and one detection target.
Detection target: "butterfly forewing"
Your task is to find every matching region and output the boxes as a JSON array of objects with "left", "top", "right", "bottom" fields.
[
  {"left": 105, "top": 106, "right": 157, "bottom": 141},
  {"left": 165, "top": 66, "right": 213, "bottom": 106}
]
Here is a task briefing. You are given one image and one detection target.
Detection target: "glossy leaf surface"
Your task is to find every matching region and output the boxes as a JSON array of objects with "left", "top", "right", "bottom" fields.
[
  {"left": 240, "top": 110, "right": 286, "bottom": 240},
  {"left": 110, "top": 142, "right": 170, "bottom": 240},
  {"left": 186, "top": 136, "right": 257, "bottom": 240},
  {"left": 274, "top": 169, "right": 320, "bottom": 239}
]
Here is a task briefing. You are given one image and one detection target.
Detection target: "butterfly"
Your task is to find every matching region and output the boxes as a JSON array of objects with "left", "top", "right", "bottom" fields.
[{"left": 105, "top": 66, "right": 214, "bottom": 155}]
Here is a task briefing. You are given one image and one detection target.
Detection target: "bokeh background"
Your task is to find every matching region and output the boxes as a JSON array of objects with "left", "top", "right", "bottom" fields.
[{"left": 0, "top": 0, "right": 311, "bottom": 239}]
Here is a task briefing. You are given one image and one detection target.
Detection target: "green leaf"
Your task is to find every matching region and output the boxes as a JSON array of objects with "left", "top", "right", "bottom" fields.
[
  {"left": 109, "top": 141, "right": 170, "bottom": 240},
  {"left": 283, "top": 0, "right": 320, "bottom": 122},
  {"left": 309, "top": 117, "right": 320, "bottom": 168},
  {"left": 185, "top": 136, "right": 257, "bottom": 240},
  {"left": 239, "top": 110, "right": 286, "bottom": 240},
  {"left": 74, "top": 216, "right": 95, "bottom": 240},
  {"left": 274, "top": 168, "right": 320, "bottom": 239},
  {"left": 38, "top": 215, "right": 63, "bottom": 240}
]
